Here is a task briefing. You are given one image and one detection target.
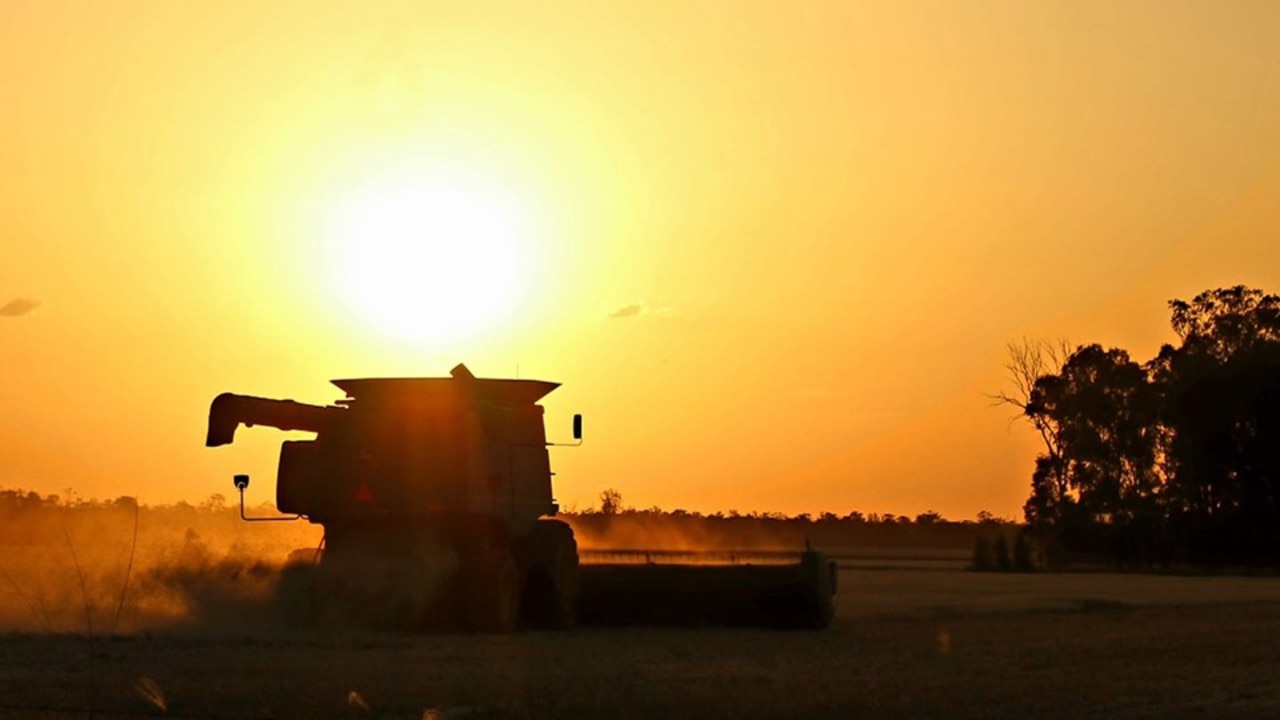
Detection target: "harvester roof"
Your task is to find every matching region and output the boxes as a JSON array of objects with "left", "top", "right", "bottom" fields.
[{"left": 330, "top": 377, "right": 560, "bottom": 408}]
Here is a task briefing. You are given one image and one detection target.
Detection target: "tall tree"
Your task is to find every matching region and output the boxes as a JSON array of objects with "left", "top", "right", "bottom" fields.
[
  {"left": 1023, "top": 345, "right": 1159, "bottom": 556},
  {"left": 1151, "top": 286, "right": 1280, "bottom": 562},
  {"left": 1009, "top": 286, "right": 1280, "bottom": 565}
]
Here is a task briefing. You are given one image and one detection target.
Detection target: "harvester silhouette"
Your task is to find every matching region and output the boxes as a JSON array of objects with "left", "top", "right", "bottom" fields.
[{"left": 206, "top": 363, "right": 836, "bottom": 631}]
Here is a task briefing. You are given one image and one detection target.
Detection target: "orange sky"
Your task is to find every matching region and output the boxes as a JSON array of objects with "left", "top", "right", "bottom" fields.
[{"left": 3, "top": 1, "right": 1280, "bottom": 520}]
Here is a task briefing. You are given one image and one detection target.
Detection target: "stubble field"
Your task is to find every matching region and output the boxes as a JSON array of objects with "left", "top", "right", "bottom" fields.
[{"left": 2, "top": 550, "right": 1280, "bottom": 720}]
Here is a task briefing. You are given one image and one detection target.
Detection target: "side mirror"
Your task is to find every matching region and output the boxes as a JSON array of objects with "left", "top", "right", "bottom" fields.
[
  {"left": 573, "top": 414, "right": 583, "bottom": 440},
  {"left": 230, "top": 473, "right": 301, "bottom": 523}
]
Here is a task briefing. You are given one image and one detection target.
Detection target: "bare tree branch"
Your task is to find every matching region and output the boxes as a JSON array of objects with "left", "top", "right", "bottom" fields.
[
  {"left": 988, "top": 337, "right": 1071, "bottom": 412},
  {"left": 988, "top": 337, "right": 1072, "bottom": 461}
]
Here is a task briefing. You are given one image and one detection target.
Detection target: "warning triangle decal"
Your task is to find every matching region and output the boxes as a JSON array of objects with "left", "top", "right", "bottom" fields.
[{"left": 353, "top": 482, "right": 376, "bottom": 503}]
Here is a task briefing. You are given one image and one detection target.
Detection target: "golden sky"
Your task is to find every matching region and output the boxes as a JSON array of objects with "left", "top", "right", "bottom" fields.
[{"left": 3, "top": 1, "right": 1280, "bottom": 519}]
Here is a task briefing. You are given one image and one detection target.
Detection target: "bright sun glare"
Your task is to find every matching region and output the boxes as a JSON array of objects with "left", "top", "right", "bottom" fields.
[{"left": 326, "top": 170, "right": 533, "bottom": 345}]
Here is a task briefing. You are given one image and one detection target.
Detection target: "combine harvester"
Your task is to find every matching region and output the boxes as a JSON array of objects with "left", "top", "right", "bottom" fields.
[{"left": 205, "top": 364, "right": 836, "bottom": 631}]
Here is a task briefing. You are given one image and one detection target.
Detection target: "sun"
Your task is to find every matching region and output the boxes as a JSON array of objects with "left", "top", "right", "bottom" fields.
[{"left": 325, "top": 169, "right": 534, "bottom": 345}]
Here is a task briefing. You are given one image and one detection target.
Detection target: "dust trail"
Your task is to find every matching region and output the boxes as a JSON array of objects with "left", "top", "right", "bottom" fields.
[
  {"left": 0, "top": 492, "right": 321, "bottom": 633},
  {"left": 564, "top": 513, "right": 807, "bottom": 555}
]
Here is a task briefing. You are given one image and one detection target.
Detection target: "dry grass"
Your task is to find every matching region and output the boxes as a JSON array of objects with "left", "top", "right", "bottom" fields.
[
  {"left": 840, "top": 559, "right": 1280, "bottom": 618},
  {"left": 0, "top": 604, "right": 1278, "bottom": 719}
]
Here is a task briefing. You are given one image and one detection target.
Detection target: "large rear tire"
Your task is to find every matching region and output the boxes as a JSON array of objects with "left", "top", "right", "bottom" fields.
[
  {"left": 274, "top": 549, "right": 322, "bottom": 627},
  {"left": 318, "top": 522, "right": 462, "bottom": 631},
  {"left": 463, "top": 538, "right": 520, "bottom": 633},
  {"left": 797, "top": 550, "right": 837, "bottom": 630},
  {"left": 520, "top": 519, "right": 579, "bottom": 630}
]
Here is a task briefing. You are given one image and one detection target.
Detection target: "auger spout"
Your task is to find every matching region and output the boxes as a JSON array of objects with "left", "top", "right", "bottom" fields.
[{"left": 205, "top": 392, "right": 340, "bottom": 447}]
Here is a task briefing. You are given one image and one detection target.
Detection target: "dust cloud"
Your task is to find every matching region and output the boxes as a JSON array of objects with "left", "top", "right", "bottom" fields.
[
  {"left": 0, "top": 492, "right": 820, "bottom": 634},
  {"left": 0, "top": 494, "right": 321, "bottom": 634},
  {"left": 564, "top": 513, "right": 805, "bottom": 554}
]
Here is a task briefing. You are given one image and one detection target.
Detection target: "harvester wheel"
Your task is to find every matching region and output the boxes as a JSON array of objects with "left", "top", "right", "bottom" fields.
[
  {"left": 463, "top": 542, "right": 519, "bottom": 633},
  {"left": 521, "top": 519, "right": 579, "bottom": 630},
  {"left": 274, "top": 549, "right": 323, "bottom": 627},
  {"left": 797, "top": 550, "right": 838, "bottom": 630}
]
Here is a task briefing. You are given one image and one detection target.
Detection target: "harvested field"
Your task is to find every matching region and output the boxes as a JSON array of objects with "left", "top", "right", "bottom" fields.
[
  {"left": 2, "top": 556, "right": 1280, "bottom": 719},
  {"left": 838, "top": 552, "right": 1280, "bottom": 616}
]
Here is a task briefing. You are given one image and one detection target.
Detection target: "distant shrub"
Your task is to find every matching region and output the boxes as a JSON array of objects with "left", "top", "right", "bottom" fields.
[
  {"left": 1013, "top": 530, "right": 1035, "bottom": 571},
  {"left": 993, "top": 533, "right": 1013, "bottom": 571},
  {"left": 971, "top": 535, "right": 993, "bottom": 571}
]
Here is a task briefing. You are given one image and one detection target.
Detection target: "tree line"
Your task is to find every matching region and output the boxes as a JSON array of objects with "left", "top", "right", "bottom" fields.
[
  {"left": 0, "top": 486, "right": 1008, "bottom": 552},
  {"left": 0, "top": 485, "right": 1009, "bottom": 528},
  {"left": 1000, "top": 286, "right": 1280, "bottom": 567}
]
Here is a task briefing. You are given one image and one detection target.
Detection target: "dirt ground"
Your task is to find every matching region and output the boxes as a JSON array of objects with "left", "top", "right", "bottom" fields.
[{"left": 2, "top": 564, "right": 1280, "bottom": 720}]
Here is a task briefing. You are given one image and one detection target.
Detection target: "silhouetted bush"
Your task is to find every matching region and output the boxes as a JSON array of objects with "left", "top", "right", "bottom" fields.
[
  {"left": 1013, "top": 530, "right": 1034, "bottom": 572},
  {"left": 971, "top": 535, "right": 993, "bottom": 571},
  {"left": 993, "top": 533, "right": 1012, "bottom": 571}
]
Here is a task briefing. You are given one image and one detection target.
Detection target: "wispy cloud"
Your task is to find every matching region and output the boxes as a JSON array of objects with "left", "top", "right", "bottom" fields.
[
  {"left": 609, "top": 304, "right": 642, "bottom": 319},
  {"left": 0, "top": 297, "right": 40, "bottom": 318},
  {"left": 608, "top": 301, "right": 673, "bottom": 320}
]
